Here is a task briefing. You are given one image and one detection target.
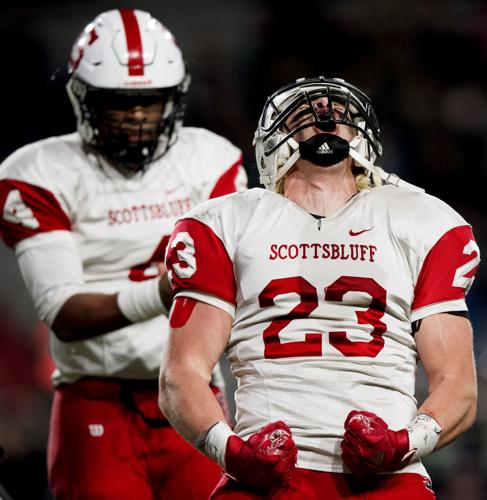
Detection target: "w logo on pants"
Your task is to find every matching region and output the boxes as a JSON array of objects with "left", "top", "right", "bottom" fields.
[{"left": 88, "top": 424, "right": 104, "bottom": 437}]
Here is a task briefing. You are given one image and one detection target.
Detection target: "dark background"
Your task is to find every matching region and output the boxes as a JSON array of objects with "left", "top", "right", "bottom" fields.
[{"left": 0, "top": 1, "right": 486, "bottom": 498}]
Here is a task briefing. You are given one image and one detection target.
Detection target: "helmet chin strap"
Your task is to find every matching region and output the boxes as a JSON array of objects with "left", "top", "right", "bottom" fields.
[
  {"left": 275, "top": 140, "right": 301, "bottom": 183},
  {"left": 259, "top": 138, "right": 300, "bottom": 188},
  {"left": 348, "top": 137, "right": 424, "bottom": 192}
]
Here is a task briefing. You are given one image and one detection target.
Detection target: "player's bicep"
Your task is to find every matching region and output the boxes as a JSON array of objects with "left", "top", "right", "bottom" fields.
[
  {"left": 164, "top": 215, "right": 236, "bottom": 382},
  {"left": 416, "top": 313, "right": 475, "bottom": 387},
  {"left": 165, "top": 298, "right": 232, "bottom": 382}
]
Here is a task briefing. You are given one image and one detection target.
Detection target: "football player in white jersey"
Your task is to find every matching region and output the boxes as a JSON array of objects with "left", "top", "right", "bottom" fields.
[
  {"left": 0, "top": 9, "right": 247, "bottom": 499},
  {"left": 160, "top": 76, "right": 479, "bottom": 499}
]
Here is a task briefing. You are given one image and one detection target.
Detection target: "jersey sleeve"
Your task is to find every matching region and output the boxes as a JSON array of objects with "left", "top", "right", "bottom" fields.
[
  {"left": 386, "top": 187, "right": 480, "bottom": 322},
  {"left": 182, "top": 128, "right": 247, "bottom": 202},
  {"left": 411, "top": 224, "right": 479, "bottom": 321},
  {"left": 208, "top": 155, "right": 247, "bottom": 199},
  {"left": 165, "top": 216, "right": 237, "bottom": 318},
  {"left": 16, "top": 232, "right": 85, "bottom": 326},
  {"left": 0, "top": 178, "right": 71, "bottom": 248}
]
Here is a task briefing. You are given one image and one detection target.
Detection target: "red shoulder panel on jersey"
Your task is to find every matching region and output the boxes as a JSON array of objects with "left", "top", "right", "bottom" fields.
[
  {"left": 209, "top": 156, "right": 244, "bottom": 199},
  {"left": 412, "top": 225, "right": 479, "bottom": 311},
  {"left": 165, "top": 218, "right": 236, "bottom": 306},
  {"left": 0, "top": 179, "right": 71, "bottom": 248}
]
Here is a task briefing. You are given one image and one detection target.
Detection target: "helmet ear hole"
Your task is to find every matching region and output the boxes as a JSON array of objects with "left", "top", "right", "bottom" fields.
[{"left": 66, "top": 9, "right": 189, "bottom": 170}]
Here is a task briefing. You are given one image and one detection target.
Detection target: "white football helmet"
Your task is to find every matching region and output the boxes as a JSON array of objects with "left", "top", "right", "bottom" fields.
[
  {"left": 254, "top": 76, "right": 412, "bottom": 191},
  {"left": 66, "top": 9, "right": 190, "bottom": 169}
]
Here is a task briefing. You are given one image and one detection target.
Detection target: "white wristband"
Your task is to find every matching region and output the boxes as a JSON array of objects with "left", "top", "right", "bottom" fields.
[
  {"left": 407, "top": 414, "right": 443, "bottom": 459},
  {"left": 196, "top": 421, "right": 236, "bottom": 469},
  {"left": 117, "top": 278, "right": 167, "bottom": 323}
]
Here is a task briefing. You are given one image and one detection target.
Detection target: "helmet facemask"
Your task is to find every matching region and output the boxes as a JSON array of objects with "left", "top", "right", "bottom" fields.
[
  {"left": 68, "top": 77, "right": 188, "bottom": 170},
  {"left": 254, "top": 77, "right": 383, "bottom": 190}
]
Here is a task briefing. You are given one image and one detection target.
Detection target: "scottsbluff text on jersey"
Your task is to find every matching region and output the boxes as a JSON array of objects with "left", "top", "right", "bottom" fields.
[
  {"left": 269, "top": 243, "right": 378, "bottom": 262},
  {"left": 108, "top": 197, "right": 192, "bottom": 225}
]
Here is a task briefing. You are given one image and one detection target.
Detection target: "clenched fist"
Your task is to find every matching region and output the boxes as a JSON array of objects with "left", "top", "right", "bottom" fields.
[
  {"left": 225, "top": 421, "right": 298, "bottom": 488},
  {"left": 341, "top": 410, "right": 414, "bottom": 473}
]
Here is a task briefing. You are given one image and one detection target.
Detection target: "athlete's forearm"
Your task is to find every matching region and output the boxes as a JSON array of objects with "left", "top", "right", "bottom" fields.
[
  {"left": 52, "top": 292, "right": 131, "bottom": 341},
  {"left": 159, "top": 299, "right": 232, "bottom": 444},
  {"left": 416, "top": 314, "right": 477, "bottom": 450},
  {"left": 159, "top": 367, "right": 226, "bottom": 445},
  {"left": 52, "top": 275, "right": 170, "bottom": 341},
  {"left": 417, "top": 372, "right": 477, "bottom": 449}
]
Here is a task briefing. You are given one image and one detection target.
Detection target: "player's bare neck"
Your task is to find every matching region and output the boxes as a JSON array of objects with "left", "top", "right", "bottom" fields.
[{"left": 283, "top": 159, "right": 357, "bottom": 217}]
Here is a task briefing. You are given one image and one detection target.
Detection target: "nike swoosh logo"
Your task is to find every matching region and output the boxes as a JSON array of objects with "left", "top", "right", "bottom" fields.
[
  {"left": 349, "top": 227, "right": 374, "bottom": 236},
  {"left": 164, "top": 184, "right": 184, "bottom": 195}
]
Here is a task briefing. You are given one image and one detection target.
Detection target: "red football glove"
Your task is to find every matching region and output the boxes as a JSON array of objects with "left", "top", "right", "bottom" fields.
[
  {"left": 225, "top": 421, "right": 297, "bottom": 489},
  {"left": 341, "top": 410, "right": 414, "bottom": 473}
]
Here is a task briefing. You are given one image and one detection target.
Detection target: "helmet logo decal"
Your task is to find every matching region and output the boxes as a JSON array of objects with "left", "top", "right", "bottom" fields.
[
  {"left": 119, "top": 9, "right": 144, "bottom": 76},
  {"left": 299, "top": 133, "right": 350, "bottom": 167},
  {"left": 88, "top": 26, "right": 99, "bottom": 45},
  {"left": 69, "top": 26, "right": 98, "bottom": 72}
]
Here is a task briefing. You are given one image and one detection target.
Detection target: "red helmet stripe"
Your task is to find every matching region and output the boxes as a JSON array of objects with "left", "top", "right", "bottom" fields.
[{"left": 119, "top": 9, "right": 144, "bottom": 76}]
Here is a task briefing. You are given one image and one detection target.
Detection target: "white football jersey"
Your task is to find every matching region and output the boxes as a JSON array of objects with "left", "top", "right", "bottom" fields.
[
  {"left": 0, "top": 128, "right": 246, "bottom": 384},
  {"left": 166, "top": 186, "right": 479, "bottom": 475}
]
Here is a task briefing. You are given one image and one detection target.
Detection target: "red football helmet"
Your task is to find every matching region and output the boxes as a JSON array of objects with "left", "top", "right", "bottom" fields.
[{"left": 66, "top": 9, "right": 190, "bottom": 169}]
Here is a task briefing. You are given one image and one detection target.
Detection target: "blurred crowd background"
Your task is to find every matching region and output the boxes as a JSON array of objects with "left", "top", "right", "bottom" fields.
[{"left": 1, "top": 0, "right": 486, "bottom": 498}]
